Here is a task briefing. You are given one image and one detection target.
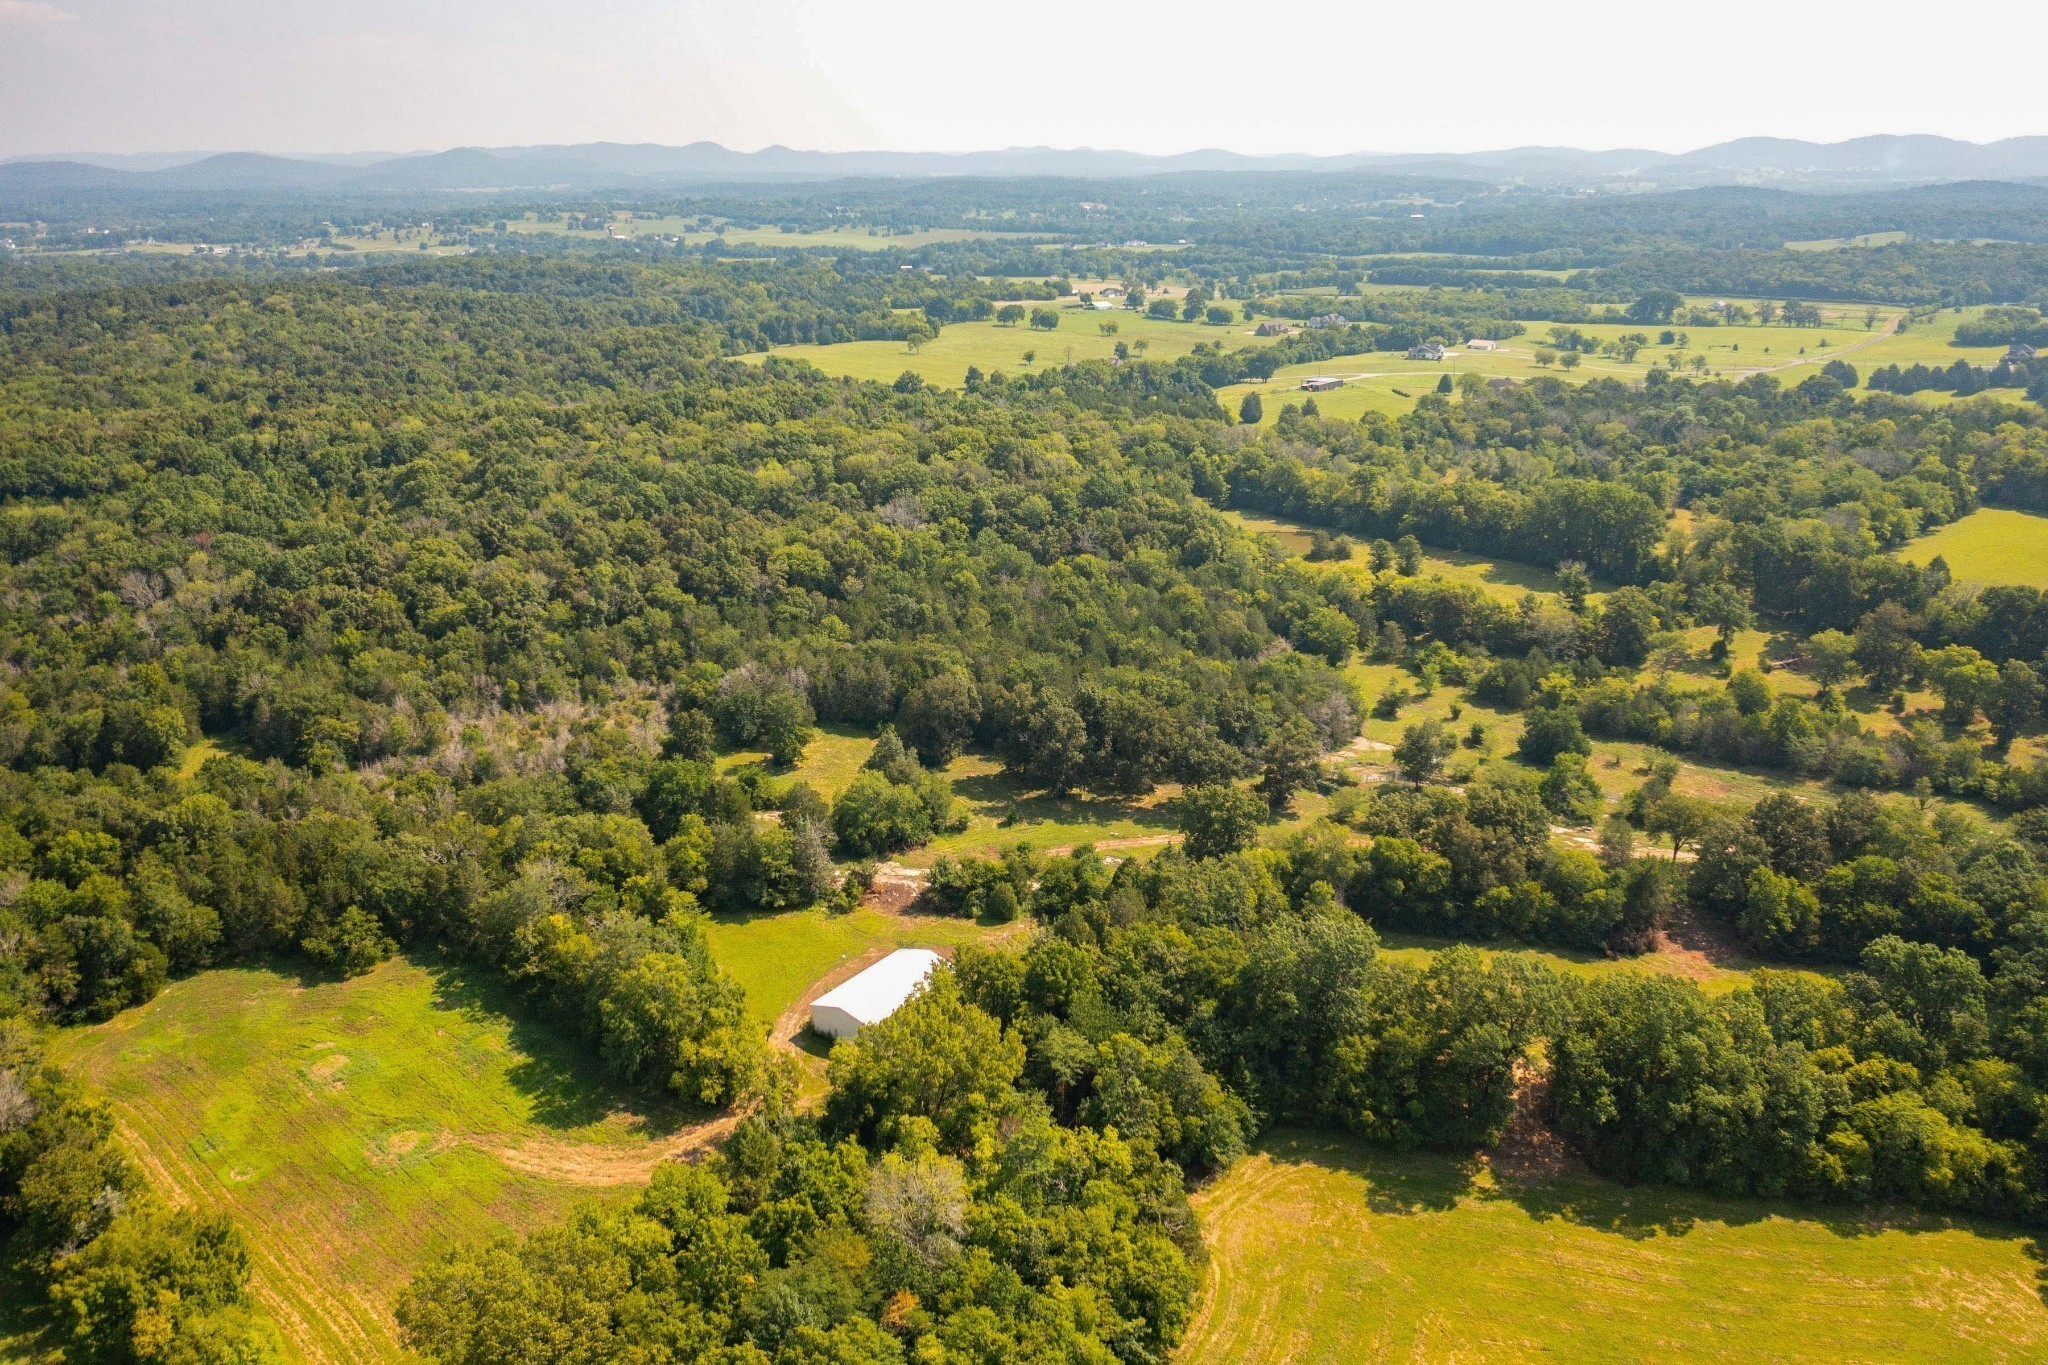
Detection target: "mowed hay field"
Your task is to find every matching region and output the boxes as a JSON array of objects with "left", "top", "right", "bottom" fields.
[
  {"left": 1185, "top": 1131, "right": 2048, "bottom": 1363},
  {"left": 46, "top": 958, "right": 725, "bottom": 1364},
  {"left": 1900, "top": 507, "right": 2048, "bottom": 587}
]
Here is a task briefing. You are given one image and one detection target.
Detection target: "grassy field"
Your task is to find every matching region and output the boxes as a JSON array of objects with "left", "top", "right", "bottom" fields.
[
  {"left": 1218, "top": 304, "right": 1907, "bottom": 426},
  {"left": 1899, "top": 507, "right": 2048, "bottom": 587},
  {"left": 1185, "top": 1130, "right": 2048, "bottom": 1363},
  {"left": 704, "top": 905, "right": 1005, "bottom": 1028},
  {"left": 1222, "top": 508, "right": 1605, "bottom": 605},
  {"left": 1216, "top": 301, "right": 2039, "bottom": 426},
  {"left": 752, "top": 308, "right": 1267, "bottom": 389},
  {"left": 44, "top": 958, "right": 712, "bottom": 1364}
]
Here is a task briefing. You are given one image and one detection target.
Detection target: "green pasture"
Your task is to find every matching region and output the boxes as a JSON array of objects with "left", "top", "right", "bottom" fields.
[
  {"left": 1373, "top": 933, "right": 1763, "bottom": 995},
  {"left": 1899, "top": 507, "right": 2048, "bottom": 587},
  {"left": 752, "top": 307, "right": 1268, "bottom": 389},
  {"left": 703, "top": 905, "right": 1004, "bottom": 1028},
  {"left": 1185, "top": 1130, "right": 2048, "bottom": 1363},
  {"left": 44, "top": 958, "right": 702, "bottom": 1364},
  {"left": 1220, "top": 507, "right": 1606, "bottom": 604},
  {"left": 1785, "top": 230, "right": 1913, "bottom": 251},
  {"left": 1218, "top": 304, "right": 1913, "bottom": 426}
]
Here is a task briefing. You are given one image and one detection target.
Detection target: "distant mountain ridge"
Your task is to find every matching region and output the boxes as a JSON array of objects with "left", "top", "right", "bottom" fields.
[{"left": 5, "top": 134, "right": 2048, "bottom": 196}]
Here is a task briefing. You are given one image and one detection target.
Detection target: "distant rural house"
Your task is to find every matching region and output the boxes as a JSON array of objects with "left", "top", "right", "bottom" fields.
[
  {"left": 809, "top": 949, "right": 944, "bottom": 1040},
  {"left": 1306, "top": 313, "right": 1350, "bottom": 330},
  {"left": 2009, "top": 342, "right": 2039, "bottom": 361},
  {"left": 1301, "top": 376, "right": 1345, "bottom": 392},
  {"left": 1465, "top": 338, "right": 1499, "bottom": 351},
  {"left": 1099, "top": 285, "right": 1126, "bottom": 298},
  {"left": 1090, "top": 300, "right": 1118, "bottom": 310},
  {"left": 1407, "top": 342, "right": 1446, "bottom": 361},
  {"left": 1254, "top": 320, "right": 1292, "bottom": 337}
]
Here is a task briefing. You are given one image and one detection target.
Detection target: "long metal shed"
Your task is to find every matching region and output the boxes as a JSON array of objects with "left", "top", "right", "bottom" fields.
[{"left": 808, "top": 948, "right": 945, "bottom": 1040}]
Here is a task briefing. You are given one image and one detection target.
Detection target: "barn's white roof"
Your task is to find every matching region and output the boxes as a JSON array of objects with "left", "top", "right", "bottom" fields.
[{"left": 811, "top": 949, "right": 944, "bottom": 1029}]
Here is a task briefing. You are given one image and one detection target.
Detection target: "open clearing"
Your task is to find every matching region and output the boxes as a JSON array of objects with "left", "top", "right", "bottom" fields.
[
  {"left": 1899, "top": 507, "right": 2048, "bottom": 588},
  {"left": 44, "top": 958, "right": 726, "bottom": 1364},
  {"left": 753, "top": 308, "right": 1267, "bottom": 388},
  {"left": 1184, "top": 1130, "right": 2048, "bottom": 1363}
]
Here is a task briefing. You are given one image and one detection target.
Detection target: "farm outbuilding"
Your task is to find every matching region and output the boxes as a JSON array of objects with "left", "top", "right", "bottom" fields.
[
  {"left": 1465, "top": 338, "right": 1498, "bottom": 351},
  {"left": 1301, "top": 376, "right": 1345, "bottom": 392},
  {"left": 809, "top": 949, "right": 945, "bottom": 1040}
]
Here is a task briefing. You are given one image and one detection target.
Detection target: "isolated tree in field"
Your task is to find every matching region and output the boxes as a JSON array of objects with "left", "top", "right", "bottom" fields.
[
  {"left": 1534, "top": 348, "right": 1557, "bottom": 367},
  {"left": 1616, "top": 336, "right": 1644, "bottom": 364},
  {"left": 1177, "top": 782, "right": 1265, "bottom": 859},
  {"left": 996, "top": 303, "right": 1026, "bottom": 326},
  {"left": 1644, "top": 792, "right": 1713, "bottom": 861},
  {"left": 1555, "top": 560, "right": 1592, "bottom": 615},
  {"left": 1804, "top": 629, "right": 1858, "bottom": 690},
  {"left": 1435, "top": 373, "right": 1453, "bottom": 394},
  {"left": 1148, "top": 298, "right": 1178, "bottom": 320},
  {"left": 1098, "top": 320, "right": 1119, "bottom": 336},
  {"left": 1539, "top": 752, "right": 1603, "bottom": 822},
  {"left": 1237, "top": 392, "right": 1264, "bottom": 424},
  {"left": 1393, "top": 719, "right": 1456, "bottom": 784},
  {"left": 1257, "top": 719, "right": 1323, "bottom": 815},
  {"left": 1594, "top": 586, "right": 1659, "bottom": 667},
  {"left": 1029, "top": 307, "right": 1059, "bottom": 331},
  {"left": 1926, "top": 645, "right": 2001, "bottom": 727},
  {"left": 1132, "top": 338, "right": 1149, "bottom": 355},
  {"left": 1558, "top": 351, "right": 1581, "bottom": 371},
  {"left": 1690, "top": 581, "right": 1753, "bottom": 657},
  {"left": 1395, "top": 535, "right": 1423, "bottom": 576},
  {"left": 1368, "top": 538, "right": 1397, "bottom": 572},
  {"left": 1853, "top": 602, "right": 1924, "bottom": 693}
]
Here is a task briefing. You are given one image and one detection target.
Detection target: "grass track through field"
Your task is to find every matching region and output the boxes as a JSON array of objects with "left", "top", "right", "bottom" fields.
[
  {"left": 47, "top": 958, "right": 736, "bottom": 1363},
  {"left": 1183, "top": 1130, "right": 2048, "bottom": 1363}
]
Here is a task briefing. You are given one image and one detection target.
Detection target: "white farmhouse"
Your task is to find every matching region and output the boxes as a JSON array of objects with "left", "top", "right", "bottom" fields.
[{"left": 809, "top": 949, "right": 945, "bottom": 1040}]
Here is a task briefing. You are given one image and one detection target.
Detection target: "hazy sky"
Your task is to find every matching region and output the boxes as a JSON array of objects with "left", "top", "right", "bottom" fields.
[{"left": 3, "top": 0, "right": 2044, "bottom": 158}]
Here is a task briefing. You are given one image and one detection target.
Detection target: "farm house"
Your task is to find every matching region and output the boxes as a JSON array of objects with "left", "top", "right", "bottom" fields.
[{"left": 809, "top": 949, "right": 945, "bottom": 1039}]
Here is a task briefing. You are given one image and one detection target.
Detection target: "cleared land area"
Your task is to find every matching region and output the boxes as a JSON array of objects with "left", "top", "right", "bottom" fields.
[
  {"left": 44, "top": 958, "right": 725, "bottom": 1364},
  {"left": 753, "top": 308, "right": 1266, "bottom": 388},
  {"left": 1899, "top": 507, "right": 2048, "bottom": 587},
  {"left": 1184, "top": 1130, "right": 2048, "bottom": 1363},
  {"left": 1219, "top": 303, "right": 1912, "bottom": 426}
]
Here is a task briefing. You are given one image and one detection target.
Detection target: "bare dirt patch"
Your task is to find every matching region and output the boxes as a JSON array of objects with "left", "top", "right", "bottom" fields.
[
  {"left": 1486, "top": 1059, "right": 1581, "bottom": 1186},
  {"left": 469, "top": 1115, "right": 741, "bottom": 1186},
  {"left": 864, "top": 861, "right": 927, "bottom": 912},
  {"left": 307, "top": 1053, "right": 349, "bottom": 1083},
  {"left": 1044, "top": 832, "right": 1182, "bottom": 858}
]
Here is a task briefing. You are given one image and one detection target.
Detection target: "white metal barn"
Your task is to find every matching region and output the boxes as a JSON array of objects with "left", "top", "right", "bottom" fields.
[{"left": 808, "top": 948, "right": 945, "bottom": 1040}]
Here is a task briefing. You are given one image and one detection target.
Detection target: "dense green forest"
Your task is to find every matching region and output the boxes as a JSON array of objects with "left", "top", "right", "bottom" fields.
[{"left": 7, "top": 186, "right": 2048, "bottom": 1362}]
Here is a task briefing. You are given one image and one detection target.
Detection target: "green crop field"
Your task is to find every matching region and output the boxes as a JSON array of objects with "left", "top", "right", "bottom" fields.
[
  {"left": 752, "top": 309, "right": 1268, "bottom": 388},
  {"left": 44, "top": 959, "right": 716, "bottom": 1364},
  {"left": 1900, "top": 507, "right": 2048, "bottom": 587},
  {"left": 1185, "top": 1130, "right": 2048, "bottom": 1363}
]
